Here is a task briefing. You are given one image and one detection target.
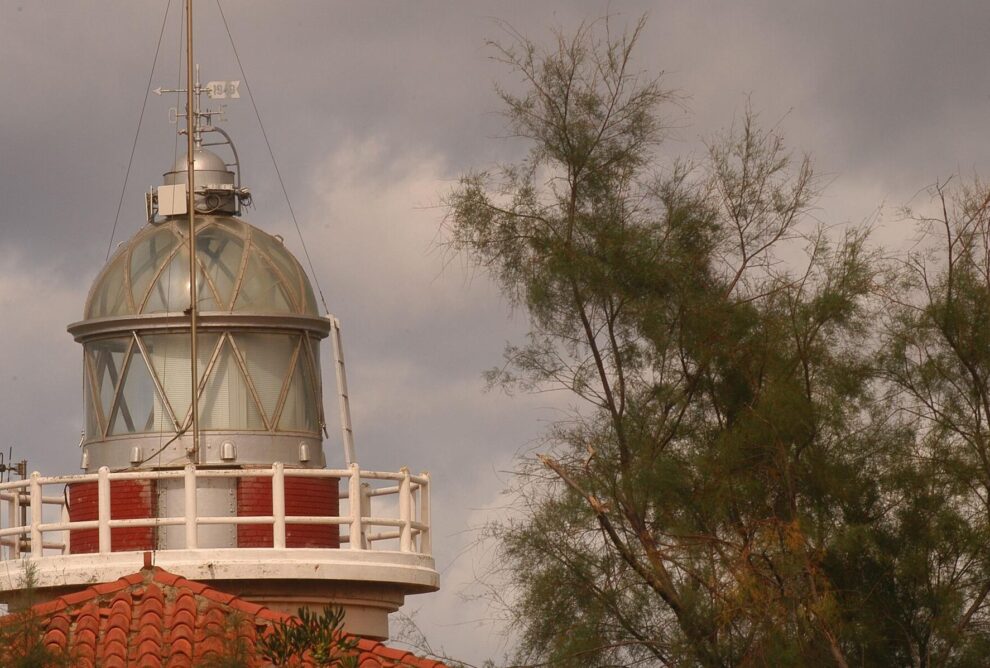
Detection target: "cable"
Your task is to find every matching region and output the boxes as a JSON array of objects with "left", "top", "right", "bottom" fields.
[
  {"left": 137, "top": 426, "right": 188, "bottom": 468},
  {"left": 215, "top": 0, "right": 332, "bottom": 316},
  {"left": 105, "top": 0, "right": 174, "bottom": 262},
  {"left": 157, "top": 0, "right": 187, "bottom": 470}
]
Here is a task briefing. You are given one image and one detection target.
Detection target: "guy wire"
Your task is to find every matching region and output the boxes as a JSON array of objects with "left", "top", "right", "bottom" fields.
[
  {"left": 215, "top": 0, "right": 332, "bottom": 316},
  {"left": 105, "top": 0, "right": 174, "bottom": 261}
]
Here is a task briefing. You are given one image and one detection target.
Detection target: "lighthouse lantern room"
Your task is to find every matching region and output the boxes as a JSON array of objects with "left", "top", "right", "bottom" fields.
[{"left": 0, "top": 2, "right": 438, "bottom": 642}]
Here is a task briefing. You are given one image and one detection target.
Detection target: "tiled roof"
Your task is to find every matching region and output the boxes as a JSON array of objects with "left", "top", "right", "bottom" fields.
[{"left": 1, "top": 567, "right": 446, "bottom": 668}]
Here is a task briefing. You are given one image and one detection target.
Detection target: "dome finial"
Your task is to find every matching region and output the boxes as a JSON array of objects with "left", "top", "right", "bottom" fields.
[{"left": 150, "top": 65, "right": 250, "bottom": 220}]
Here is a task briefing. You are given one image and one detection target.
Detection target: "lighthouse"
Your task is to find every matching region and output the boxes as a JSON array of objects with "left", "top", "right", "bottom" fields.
[{"left": 0, "top": 4, "right": 438, "bottom": 646}]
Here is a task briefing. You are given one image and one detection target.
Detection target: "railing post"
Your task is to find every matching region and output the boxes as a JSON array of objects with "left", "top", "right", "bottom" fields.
[
  {"left": 29, "top": 472, "right": 42, "bottom": 559},
  {"left": 420, "top": 472, "right": 432, "bottom": 556},
  {"left": 61, "top": 502, "right": 71, "bottom": 555},
  {"left": 9, "top": 483, "right": 21, "bottom": 559},
  {"left": 97, "top": 466, "right": 111, "bottom": 554},
  {"left": 399, "top": 467, "right": 412, "bottom": 553},
  {"left": 348, "top": 463, "right": 362, "bottom": 550},
  {"left": 272, "top": 462, "right": 286, "bottom": 550},
  {"left": 184, "top": 464, "right": 198, "bottom": 549},
  {"left": 359, "top": 483, "right": 371, "bottom": 549}
]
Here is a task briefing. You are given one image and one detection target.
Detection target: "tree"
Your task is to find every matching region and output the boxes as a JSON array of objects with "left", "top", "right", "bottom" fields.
[
  {"left": 869, "top": 180, "right": 990, "bottom": 666},
  {"left": 0, "top": 610, "right": 73, "bottom": 668},
  {"left": 259, "top": 605, "right": 359, "bottom": 667},
  {"left": 446, "top": 17, "right": 887, "bottom": 667},
  {"left": 0, "top": 567, "right": 76, "bottom": 668}
]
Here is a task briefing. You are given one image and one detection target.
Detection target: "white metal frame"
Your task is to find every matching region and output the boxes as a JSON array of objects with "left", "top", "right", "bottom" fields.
[{"left": 0, "top": 464, "right": 431, "bottom": 561}]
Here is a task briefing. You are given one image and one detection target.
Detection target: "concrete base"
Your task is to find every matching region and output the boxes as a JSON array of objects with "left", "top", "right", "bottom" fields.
[
  {"left": 0, "top": 548, "right": 439, "bottom": 640},
  {"left": 218, "top": 580, "right": 407, "bottom": 639}
]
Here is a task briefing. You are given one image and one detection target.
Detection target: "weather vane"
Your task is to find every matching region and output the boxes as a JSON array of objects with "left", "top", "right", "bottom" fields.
[{"left": 154, "top": 64, "right": 241, "bottom": 145}]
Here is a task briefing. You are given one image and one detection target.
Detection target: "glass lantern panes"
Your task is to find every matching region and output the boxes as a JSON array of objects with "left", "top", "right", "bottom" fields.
[
  {"left": 233, "top": 252, "right": 293, "bottom": 313},
  {"left": 143, "top": 247, "right": 191, "bottom": 313},
  {"left": 234, "top": 333, "right": 297, "bottom": 421},
  {"left": 109, "top": 344, "right": 172, "bottom": 435},
  {"left": 197, "top": 225, "right": 245, "bottom": 309},
  {"left": 278, "top": 341, "right": 319, "bottom": 433},
  {"left": 251, "top": 233, "right": 300, "bottom": 296},
  {"left": 308, "top": 337, "right": 325, "bottom": 427},
  {"left": 302, "top": 277, "right": 319, "bottom": 315},
  {"left": 81, "top": 216, "right": 326, "bottom": 441},
  {"left": 85, "top": 218, "right": 321, "bottom": 318},
  {"left": 142, "top": 332, "right": 220, "bottom": 427},
  {"left": 85, "top": 330, "right": 321, "bottom": 439},
  {"left": 87, "top": 338, "right": 131, "bottom": 434},
  {"left": 87, "top": 254, "right": 133, "bottom": 319},
  {"left": 199, "top": 338, "right": 265, "bottom": 430},
  {"left": 84, "top": 361, "right": 101, "bottom": 440},
  {"left": 130, "top": 227, "right": 180, "bottom": 309},
  {"left": 194, "top": 255, "right": 222, "bottom": 311}
]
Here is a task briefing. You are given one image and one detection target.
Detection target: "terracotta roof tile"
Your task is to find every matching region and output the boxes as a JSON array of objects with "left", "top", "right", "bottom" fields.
[
  {"left": 0, "top": 566, "right": 446, "bottom": 668},
  {"left": 202, "top": 587, "right": 238, "bottom": 606},
  {"left": 47, "top": 611, "right": 71, "bottom": 636},
  {"left": 74, "top": 602, "right": 100, "bottom": 658},
  {"left": 372, "top": 644, "right": 414, "bottom": 661},
  {"left": 151, "top": 569, "right": 180, "bottom": 586},
  {"left": 167, "top": 636, "right": 193, "bottom": 662},
  {"left": 123, "top": 572, "right": 146, "bottom": 586},
  {"left": 230, "top": 598, "right": 266, "bottom": 617},
  {"left": 41, "top": 626, "right": 67, "bottom": 649},
  {"left": 91, "top": 579, "right": 127, "bottom": 596},
  {"left": 31, "top": 597, "right": 65, "bottom": 617},
  {"left": 58, "top": 588, "right": 96, "bottom": 608}
]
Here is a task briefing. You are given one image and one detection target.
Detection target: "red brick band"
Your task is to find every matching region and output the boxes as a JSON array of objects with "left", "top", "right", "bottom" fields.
[
  {"left": 67, "top": 480, "right": 156, "bottom": 554},
  {"left": 237, "top": 476, "right": 340, "bottom": 548}
]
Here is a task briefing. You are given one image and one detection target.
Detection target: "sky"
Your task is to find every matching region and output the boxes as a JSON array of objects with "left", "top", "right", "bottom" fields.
[{"left": 2, "top": 0, "right": 990, "bottom": 664}]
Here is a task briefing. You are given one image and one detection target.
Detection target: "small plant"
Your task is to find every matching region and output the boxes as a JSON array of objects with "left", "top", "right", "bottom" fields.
[
  {"left": 259, "top": 605, "right": 359, "bottom": 667},
  {"left": 0, "top": 564, "right": 75, "bottom": 668},
  {"left": 197, "top": 611, "right": 253, "bottom": 668}
]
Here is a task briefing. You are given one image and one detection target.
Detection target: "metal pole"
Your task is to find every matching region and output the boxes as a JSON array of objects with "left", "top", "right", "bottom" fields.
[
  {"left": 184, "top": 464, "right": 198, "bottom": 549},
  {"left": 359, "top": 482, "right": 371, "bottom": 549},
  {"left": 348, "top": 463, "right": 362, "bottom": 550},
  {"left": 9, "top": 483, "right": 20, "bottom": 558},
  {"left": 272, "top": 463, "right": 286, "bottom": 550},
  {"left": 97, "top": 467, "right": 111, "bottom": 554},
  {"left": 330, "top": 316, "right": 356, "bottom": 466},
  {"left": 399, "top": 467, "right": 412, "bottom": 553},
  {"left": 29, "top": 473, "right": 42, "bottom": 559},
  {"left": 185, "top": 0, "right": 200, "bottom": 462},
  {"left": 420, "top": 472, "right": 431, "bottom": 556}
]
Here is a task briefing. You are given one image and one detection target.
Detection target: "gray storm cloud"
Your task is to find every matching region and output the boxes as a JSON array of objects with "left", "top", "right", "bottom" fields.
[{"left": 2, "top": 1, "right": 989, "bottom": 662}]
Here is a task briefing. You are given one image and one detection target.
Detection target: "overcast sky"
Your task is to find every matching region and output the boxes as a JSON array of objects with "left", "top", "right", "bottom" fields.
[{"left": 2, "top": 1, "right": 990, "bottom": 664}]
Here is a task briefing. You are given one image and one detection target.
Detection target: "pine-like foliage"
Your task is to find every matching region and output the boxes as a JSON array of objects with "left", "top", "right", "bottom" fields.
[
  {"left": 445, "top": 16, "right": 990, "bottom": 667},
  {"left": 259, "top": 605, "right": 358, "bottom": 667}
]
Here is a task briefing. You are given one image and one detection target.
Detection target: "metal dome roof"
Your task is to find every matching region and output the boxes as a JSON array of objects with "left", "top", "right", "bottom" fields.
[
  {"left": 85, "top": 216, "right": 320, "bottom": 320},
  {"left": 163, "top": 147, "right": 235, "bottom": 188},
  {"left": 169, "top": 148, "right": 228, "bottom": 174}
]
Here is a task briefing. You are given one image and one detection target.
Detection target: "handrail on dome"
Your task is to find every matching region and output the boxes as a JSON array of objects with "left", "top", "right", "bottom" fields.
[{"left": 0, "top": 464, "right": 432, "bottom": 562}]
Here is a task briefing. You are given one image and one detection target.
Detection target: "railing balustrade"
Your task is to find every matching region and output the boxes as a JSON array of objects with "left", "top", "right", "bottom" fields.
[{"left": 0, "top": 463, "right": 431, "bottom": 561}]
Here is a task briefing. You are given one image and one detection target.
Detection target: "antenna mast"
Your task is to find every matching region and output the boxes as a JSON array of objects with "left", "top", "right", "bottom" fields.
[{"left": 186, "top": 0, "right": 201, "bottom": 463}]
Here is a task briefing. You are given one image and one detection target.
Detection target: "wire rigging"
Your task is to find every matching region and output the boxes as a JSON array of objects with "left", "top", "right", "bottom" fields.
[
  {"left": 153, "top": 0, "right": 189, "bottom": 470},
  {"left": 105, "top": 0, "right": 174, "bottom": 262},
  {"left": 103, "top": 2, "right": 333, "bottom": 471},
  {"left": 215, "top": 0, "right": 332, "bottom": 316}
]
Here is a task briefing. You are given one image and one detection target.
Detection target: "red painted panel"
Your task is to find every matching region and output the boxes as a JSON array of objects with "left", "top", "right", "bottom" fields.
[
  {"left": 68, "top": 479, "right": 156, "bottom": 554},
  {"left": 237, "top": 476, "right": 340, "bottom": 548}
]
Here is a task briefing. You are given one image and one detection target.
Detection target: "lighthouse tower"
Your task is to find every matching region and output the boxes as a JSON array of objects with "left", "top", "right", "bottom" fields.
[{"left": 0, "top": 23, "right": 437, "bottom": 642}]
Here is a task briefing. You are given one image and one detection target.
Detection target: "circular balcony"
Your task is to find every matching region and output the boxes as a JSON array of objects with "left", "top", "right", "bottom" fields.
[{"left": 0, "top": 464, "right": 436, "bottom": 639}]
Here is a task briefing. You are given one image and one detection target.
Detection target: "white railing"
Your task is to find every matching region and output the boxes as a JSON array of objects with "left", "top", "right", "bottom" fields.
[{"left": 0, "top": 463, "right": 431, "bottom": 561}]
